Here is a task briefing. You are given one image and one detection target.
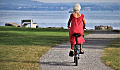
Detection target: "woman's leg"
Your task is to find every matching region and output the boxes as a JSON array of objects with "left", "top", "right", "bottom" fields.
[
  {"left": 69, "top": 44, "right": 73, "bottom": 56},
  {"left": 80, "top": 44, "right": 82, "bottom": 51},
  {"left": 80, "top": 44, "right": 84, "bottom": 54}
]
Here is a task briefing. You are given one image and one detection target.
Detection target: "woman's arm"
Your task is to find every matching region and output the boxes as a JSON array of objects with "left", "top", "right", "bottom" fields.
[
  {"left": 68, "top": 14, "right": 72, "bottom": 28},
  {"left": 82, "top": 18, "right": 86, "bottom": 29}
]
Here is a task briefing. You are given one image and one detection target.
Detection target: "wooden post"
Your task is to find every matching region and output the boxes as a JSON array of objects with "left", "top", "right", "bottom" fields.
[
  {"left": 21, "top": 20, "right": 24, "bottom": 27},
  {"left": 30, "top": 19, "right": 33, "bottom": 28}
]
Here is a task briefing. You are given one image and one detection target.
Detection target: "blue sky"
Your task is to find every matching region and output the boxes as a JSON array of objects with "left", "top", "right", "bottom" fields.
[{"left": 31, "top": 0, "right": 120, "bottom": 3}]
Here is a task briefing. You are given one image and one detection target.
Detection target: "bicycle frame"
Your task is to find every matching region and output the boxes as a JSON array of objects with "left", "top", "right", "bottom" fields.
[{"left": 73, "top": 33, "right": 81, "bottom": 66}]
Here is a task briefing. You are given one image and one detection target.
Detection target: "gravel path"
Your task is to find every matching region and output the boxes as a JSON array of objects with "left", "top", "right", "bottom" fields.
[{"left": 40, "top": 30, "right": 120, "bottom": 70}]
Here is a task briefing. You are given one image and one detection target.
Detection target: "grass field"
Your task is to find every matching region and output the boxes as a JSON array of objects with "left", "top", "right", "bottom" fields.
[
  {"left": 101, "top": 36, "right": 120, "bottom": 70},
  {"left": 0, "top": 26, "right": 90, "bottom": 70}
]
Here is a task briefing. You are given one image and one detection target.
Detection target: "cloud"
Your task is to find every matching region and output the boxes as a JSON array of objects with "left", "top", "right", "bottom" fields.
[{"left": 31, "top": 0, "right": 120, "bottom": 3}]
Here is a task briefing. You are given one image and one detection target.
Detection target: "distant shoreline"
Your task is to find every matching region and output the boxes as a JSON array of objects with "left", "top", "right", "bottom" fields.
[
  {"left": 0, "top": 10, "right": 120, "bottom": 12},
  {"left": 0, "top": 11, "right": 120, "bottom": 30}
]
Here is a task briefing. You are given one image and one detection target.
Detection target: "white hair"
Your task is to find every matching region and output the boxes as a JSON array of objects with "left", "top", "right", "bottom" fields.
[{"left": 73, "top": 3, "right": 81, "bottom": 13}]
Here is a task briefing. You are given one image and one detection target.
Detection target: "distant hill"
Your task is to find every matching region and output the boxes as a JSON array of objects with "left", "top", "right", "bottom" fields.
[{"left": 0, "top": 0, "right": 119, "bottom": 11}]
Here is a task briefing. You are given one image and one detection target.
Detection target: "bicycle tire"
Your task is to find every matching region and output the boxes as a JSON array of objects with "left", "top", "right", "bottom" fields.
[
  {"left": 75, "top": 57, "right": 78, "bottom": 66},
  {"left": 74, "top": 56, "right": 76, "bottom": 63}
]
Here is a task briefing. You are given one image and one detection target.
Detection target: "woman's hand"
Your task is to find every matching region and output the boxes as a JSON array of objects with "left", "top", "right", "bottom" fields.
[
  {"left": 83, "top": 27, "right": 86, "bottom": 29},
  {"left": 68, "top": 25, "right": 71, "bottom": 28},
  {"left": 84, "top": 27, "right": 86, "bottom": 30}
]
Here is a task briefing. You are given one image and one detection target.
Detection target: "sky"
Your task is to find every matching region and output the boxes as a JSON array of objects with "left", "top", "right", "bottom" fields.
[{"left": 31, "top": 0, "right": 120, "bottom": 3}]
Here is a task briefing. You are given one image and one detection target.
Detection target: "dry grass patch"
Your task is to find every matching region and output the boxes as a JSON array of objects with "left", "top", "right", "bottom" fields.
[
  {"left": 0, "top": 45, "right": 50, "bottom": 70},
  {"left": 101, "top": 37, "right": 120, "bottom": 70}
]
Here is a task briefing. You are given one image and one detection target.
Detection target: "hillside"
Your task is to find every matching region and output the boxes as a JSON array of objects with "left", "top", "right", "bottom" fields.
[{"left": 0, "top": 0, "right": 119, "bottom": 11}]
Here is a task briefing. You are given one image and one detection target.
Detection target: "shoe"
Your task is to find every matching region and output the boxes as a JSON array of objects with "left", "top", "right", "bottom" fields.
[
  {"left": 69, "top": 51, "right": 73, "bottom": 57},
  {"left": 79, "top": 50, "right": 84, "bottom": 54}
]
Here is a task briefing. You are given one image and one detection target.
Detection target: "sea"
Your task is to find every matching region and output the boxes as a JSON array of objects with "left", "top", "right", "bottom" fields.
[{"left": 0, "top": 10, "right": 120, "bottom": 29}]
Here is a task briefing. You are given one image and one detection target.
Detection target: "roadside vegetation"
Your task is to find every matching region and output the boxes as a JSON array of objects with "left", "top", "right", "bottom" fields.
[
  {"left": 113, "top": 30, "right": 120, "bottom": 33},
  {"left": 101, "top": 36, "right": 120, "bottom": 70},
  {"left": 0, "top": 26, "right": 90, "bottom": 70}
]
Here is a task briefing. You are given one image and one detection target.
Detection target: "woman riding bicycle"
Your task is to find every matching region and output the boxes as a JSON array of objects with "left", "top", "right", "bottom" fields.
[{"left": 68, "top": 3, "right": 86, "bottom": 56}]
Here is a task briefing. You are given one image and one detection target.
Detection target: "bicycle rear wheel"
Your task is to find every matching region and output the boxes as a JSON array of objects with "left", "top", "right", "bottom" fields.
[
  {"left": 74, "top": 45, "right": 79, "bottom": 66},
  {"left": 75, "top": 57, "right": 78, "bottom": 66},
  {"left": 74, "top": 56, "right": 75, "bottom": 63}
]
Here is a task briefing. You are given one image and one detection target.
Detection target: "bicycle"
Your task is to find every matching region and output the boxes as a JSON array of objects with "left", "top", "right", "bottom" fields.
[{"left": 73, "top": 33, "right": 81, "bottom": 66}]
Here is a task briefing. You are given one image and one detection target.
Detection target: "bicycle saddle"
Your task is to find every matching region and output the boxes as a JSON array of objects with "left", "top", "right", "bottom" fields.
[{"left": 73, "top": 33, "right": 81, "bottom": 37}]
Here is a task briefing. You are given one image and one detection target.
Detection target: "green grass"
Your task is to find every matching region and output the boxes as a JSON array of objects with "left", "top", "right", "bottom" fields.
[
  {"left": 0, "top": 26, "right": 69, "bottom": 70},
  {"left": 101, "top": 37, "right": 120, "bottom": 70},
  {"left": 0, "top": 26, "right": 90, "bottom": 70},
  {"left": 0, "top": 27, "right": 69, "bottom": 46}
]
